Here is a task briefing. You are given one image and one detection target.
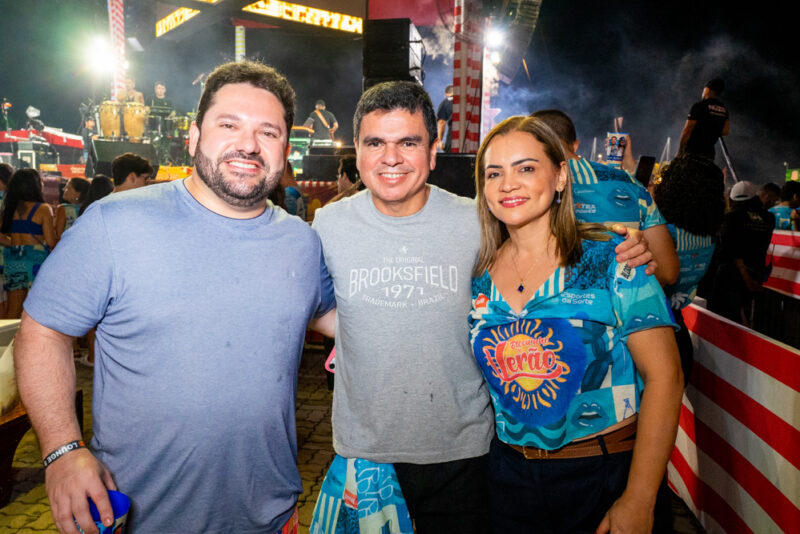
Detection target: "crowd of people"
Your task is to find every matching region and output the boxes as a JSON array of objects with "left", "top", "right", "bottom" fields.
[
  {"left": 0, "top": 153, "right": 152, "bottom": 321},
  {"left": 5, "top": 59, "right": 795, "bottom": 534}
]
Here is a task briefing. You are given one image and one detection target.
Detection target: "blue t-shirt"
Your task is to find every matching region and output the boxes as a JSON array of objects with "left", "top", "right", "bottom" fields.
[
  {"left": 664, "top": 224, "right": 716, "bottom": 310},
  {"left": 569, "top": 157, "right": 666, "bottom": 230},
  {"left": 469, "top": 238, "right": 675, "bottom": 450},
  {"left": 769, "top": 204, "right": 797, "bottom": 230},
  {"left": 284, "top": 185, "right": 307, "bottom": 220},
  {"left": 25, "top": 180, "right": 335, "bottom": 534},
  {"left": 59, "top": 202, "right": 81, "bottom": 232}
]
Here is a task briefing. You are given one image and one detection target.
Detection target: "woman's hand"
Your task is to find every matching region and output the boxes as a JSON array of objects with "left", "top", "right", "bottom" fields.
[{"left": 595, "top": 491, "right": 654, "bottom": 534}]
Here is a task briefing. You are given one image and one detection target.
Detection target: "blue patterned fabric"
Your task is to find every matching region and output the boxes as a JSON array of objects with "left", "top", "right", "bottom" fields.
[
  {"left": 768, "top": 205, "right": 797, "bottom": 230},
  {"left": 312, "top": 455, "right": 413, "bottom": 534},
  {"left": 569, "top": 158, "right": 665, "bottom": 230},
  {"left": 664, "top": 224, "right": 716, "bottom": 310},
  {"left": 469, "top": 238, "right": 675, "bottom": 450}
]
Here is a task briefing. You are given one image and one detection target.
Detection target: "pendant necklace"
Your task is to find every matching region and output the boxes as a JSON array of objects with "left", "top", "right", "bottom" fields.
[{"left": 509, "top": 245, "right": 540, "bottom": 293}]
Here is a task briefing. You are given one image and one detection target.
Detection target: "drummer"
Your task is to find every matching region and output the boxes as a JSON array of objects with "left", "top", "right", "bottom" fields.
[
  {"left": 119, "top": 76, "right": 145, "bottom": 105},
  {"left": 148, "top": 81, "right": 174, "bottom": 118}
]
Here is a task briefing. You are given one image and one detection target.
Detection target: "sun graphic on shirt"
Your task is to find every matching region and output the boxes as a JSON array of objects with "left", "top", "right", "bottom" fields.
[{"left": 482, "top": 319, "right": 571, "bottom": 411}]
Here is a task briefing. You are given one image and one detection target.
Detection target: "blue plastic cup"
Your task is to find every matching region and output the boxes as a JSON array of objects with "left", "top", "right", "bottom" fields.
[{"left": 75, "top": 489, "right": 130, "bottom": 534}]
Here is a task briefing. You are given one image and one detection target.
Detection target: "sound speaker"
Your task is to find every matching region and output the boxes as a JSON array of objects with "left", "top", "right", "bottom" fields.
[
  {"left": 429, "top": 154, "right": 476, "bottom": 199},
  {"left": 363, "top": 18, "right": 424, "bottom": 88},
  {"left": 301, "top": 154, "right": 340, "bottom": 180},
  {"left": 92, "top": 140, "right": 158, "bottom": 177}
]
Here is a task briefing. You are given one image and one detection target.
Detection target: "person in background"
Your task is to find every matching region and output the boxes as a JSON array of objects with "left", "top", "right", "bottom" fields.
[
  {"left": 0, "top": 162, "right": 14, "bottom": 317},
  {"left": 111, "top": 152, "right": 153, "bottom": 192},
  {"left": 78, "top": 175, "right": 114, "bottom": 216},
  {"left": 281, "top": 162, "right": 307, "bottom": 220},
  {"left": 709, "top": 180, "right": 775, "bottom": 326},
  {"left": 532, "top": 109, "right": 680, "bottom": 287},
  {"left": 678, "top": 78, "right": 730, "bottom": 162},
  {"left": 470, "top": 115, "right": 682, "bottom": 533},
  {"left": 325, "top": 153, "right": 363, "bottom": 205},
  {"left": 304, "top": 99, "right": 338, "bottom": 143},
  {"left": 758, "top": 182, "right": 781, "bottom": 210},
  {"left": 0, "top": 168, "right": 56, "bottom": 318},
  {"left": 652, "top": 155, "right": 725, "bottom": 383},
  {"left": 437, "top": 85, "right": 454, "bottom": 152},
  {"left": 118, "top": 76, "right": 144, "bottom": 105},
  {"left": 55, "top": 178, "right": 90, "bottom": 243},
  {"left": 80, "top": 117, "right": 98, "bottom": 178},
  {"left": 768, "top": 180, "right": 800, "bottom": 230}
]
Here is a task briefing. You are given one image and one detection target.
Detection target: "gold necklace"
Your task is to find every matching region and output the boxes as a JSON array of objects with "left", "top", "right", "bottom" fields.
[{"left": 509, "top": 244, "right": 541, "bottom": 293}]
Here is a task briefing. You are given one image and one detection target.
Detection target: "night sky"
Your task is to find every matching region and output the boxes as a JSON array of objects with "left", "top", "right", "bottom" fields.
[{"left": 1, "top": 0, "right": 797, "bottom": 184}]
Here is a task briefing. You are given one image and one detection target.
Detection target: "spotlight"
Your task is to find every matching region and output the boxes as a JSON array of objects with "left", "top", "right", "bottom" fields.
[
  {"left": 486, "top": 28, "right": 505, "bottom": 49},
  {"left": 490, "top": 51, "right": 502, "bottom": 65},
  {"left": 87, "top": 35, "right": 116, "bottom": 75}
]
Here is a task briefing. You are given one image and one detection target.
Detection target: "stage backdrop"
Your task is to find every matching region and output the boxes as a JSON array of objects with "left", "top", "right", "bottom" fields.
[{"left": 668, "top": 304, "right": 800, "bottom": 533}]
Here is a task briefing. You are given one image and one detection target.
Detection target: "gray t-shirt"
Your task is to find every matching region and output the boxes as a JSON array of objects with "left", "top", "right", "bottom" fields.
[{"left": 313, "top": 185, "right": 494, "bottom": 464}]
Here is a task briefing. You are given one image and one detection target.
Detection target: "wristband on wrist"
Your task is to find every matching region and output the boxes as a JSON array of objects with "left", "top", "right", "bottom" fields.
[{"left": 42, "top": 440, "right": 86, "bottom": 468}]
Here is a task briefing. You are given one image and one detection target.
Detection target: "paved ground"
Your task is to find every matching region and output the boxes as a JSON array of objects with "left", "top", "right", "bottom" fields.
[{"left": 1, "top": 345, "right": 705, "bottom": 533}]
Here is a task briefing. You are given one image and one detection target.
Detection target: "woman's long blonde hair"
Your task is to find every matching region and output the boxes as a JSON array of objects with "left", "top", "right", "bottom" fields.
[{"left": 473, "top": 116, "right": 608, "bottom": 276}]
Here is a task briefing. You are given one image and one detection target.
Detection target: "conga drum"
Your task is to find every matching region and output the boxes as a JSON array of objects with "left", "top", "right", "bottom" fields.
[
  {"left": 99, "top": 101, "right": 122, "bottom": 138},
  {"left": 123, "top": 102, "right": 148, "bottom": 141},
  {"left": 174, "top": 115, "right": 190, "bottom": 136}
]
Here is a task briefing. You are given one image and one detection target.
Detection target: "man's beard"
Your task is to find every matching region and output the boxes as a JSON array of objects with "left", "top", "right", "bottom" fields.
[{"left": 193, "top": 140, "right": 281, "bottom": 209}]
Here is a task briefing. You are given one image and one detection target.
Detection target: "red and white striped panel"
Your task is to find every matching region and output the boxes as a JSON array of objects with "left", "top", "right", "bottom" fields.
[
  {"left": 668, "top": 304, "right": 800, "bottom": 533},
  {"left": 107, "top": 0, "right": 126, "bottom": 100},
  {"left": 764, "top": 230, "right": 800, "bottom": 299},
  {"left": 451, "top": 0, "right": 482, "bottom": 153}
]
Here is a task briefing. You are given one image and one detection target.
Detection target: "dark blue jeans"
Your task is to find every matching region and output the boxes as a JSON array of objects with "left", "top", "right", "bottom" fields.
[
  {"left": 488, "top": 437, "right": 673, "bottom": 533},
  {"left": 394, "top": 454, "right": 490, "bottom": 534}
]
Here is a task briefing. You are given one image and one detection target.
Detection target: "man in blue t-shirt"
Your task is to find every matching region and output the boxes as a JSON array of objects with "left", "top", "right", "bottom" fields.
[
  {"left": 769, "top": 180, "right": 800, "bottom": 230},
  {"left": 532, "top": 109, "right": 680, "bottom": 287},
  {"left": 14, "top": 61, "right": 335, "bottom": 534}
]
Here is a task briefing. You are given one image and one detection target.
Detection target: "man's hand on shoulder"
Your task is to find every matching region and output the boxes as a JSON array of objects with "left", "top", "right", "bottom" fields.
[
  {"left": 610, "top": 225, "right": 655, "bottom": 275},
  {"left": 46, "top": 449, "right": 116, "bottom": 534}
]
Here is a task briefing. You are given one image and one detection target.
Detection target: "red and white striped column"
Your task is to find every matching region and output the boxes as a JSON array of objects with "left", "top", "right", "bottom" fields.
[
  {"left": 107, "top": 0, "right": 126, "bottom": 100},
  {"left": 451, "top": 0, "right": 483, "bottom": 153}
]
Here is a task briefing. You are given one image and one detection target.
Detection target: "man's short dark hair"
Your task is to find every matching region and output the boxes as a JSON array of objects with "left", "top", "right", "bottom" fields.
[
  {"left": 445, "top": 85, "right": 454, "bottom": 94},
  {"left": 0, "top": 163, "right": 15, "bottom": 186},
  {"left": 781, "top": 180, "right": 800, "bottom": 201},
  {"left": 705, "top": 78, "right": 725, "bottom": 95},
  {"left": 155, "top": 80, "right": 165, "bottom": 87},
  {"left": 760, "top": 182, "right": 781, "bottom": 197},
  {"left": 653, "top": 155, "right": 725, "bottom": 236},
  {"left": 530, "top": 109, "right": 578, "bottom": 146},
  {"left": 111, "top": 152, "right": 154, "bottom": 186},
  {"left": 195, "top": 60, "right": 295, "bottom": 137},
  {"left": 353, "top": 81, "right": 437, "bottom": 146},
  {"left": 339, "top": 153, "right": 359, "bottom": 181}
]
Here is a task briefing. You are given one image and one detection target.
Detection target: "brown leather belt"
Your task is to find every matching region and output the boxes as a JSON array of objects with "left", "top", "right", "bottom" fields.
[{"left": 505, "top": 420, "right": 637, "bottom": 460}]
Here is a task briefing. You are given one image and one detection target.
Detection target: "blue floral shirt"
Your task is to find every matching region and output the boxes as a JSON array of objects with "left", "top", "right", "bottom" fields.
[{"left": 469, "top": 238, "right": 675, "bottom": 450}]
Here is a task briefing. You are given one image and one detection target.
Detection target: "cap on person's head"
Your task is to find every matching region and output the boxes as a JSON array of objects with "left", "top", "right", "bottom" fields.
[
  {"left": 730, "top": 180, "right": 757, "bottom": 201},
  {"left": 316, "top": 99, "right": 325, "bottom": 107},
  {"left": 705, "top": 78, "right": 725, "bottom": 94}
]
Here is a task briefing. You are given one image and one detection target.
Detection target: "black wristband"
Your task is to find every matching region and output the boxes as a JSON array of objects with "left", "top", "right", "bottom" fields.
[{"left": 42, "top": 440, "right": 86, "bottom": 468}]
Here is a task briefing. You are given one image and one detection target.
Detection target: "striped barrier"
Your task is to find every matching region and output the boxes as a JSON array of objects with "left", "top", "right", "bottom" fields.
[{"left": 668, "top": 304, "right": 800, "bottom": 533}]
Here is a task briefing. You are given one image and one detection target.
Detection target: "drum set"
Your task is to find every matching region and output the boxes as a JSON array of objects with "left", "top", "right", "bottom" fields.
[{"left": 97, "top": 101, "right": 193, "bottom": 165}]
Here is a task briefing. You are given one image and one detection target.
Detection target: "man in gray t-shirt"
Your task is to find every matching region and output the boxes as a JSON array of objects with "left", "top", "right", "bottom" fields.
[{"left": 313, "top": 81, "right": 493, "bottom": 532}]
